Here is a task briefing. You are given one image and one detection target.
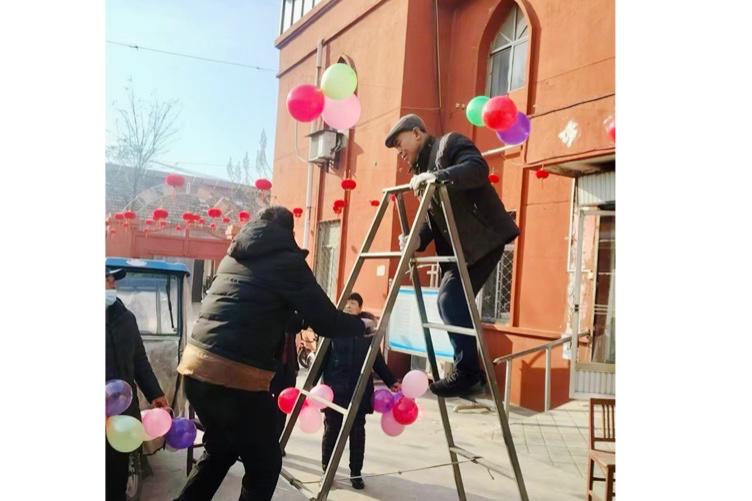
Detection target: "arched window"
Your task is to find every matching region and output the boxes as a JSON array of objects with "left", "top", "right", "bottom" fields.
[{"left": 487, "top": 4, "right": 529, "bottom": 96}]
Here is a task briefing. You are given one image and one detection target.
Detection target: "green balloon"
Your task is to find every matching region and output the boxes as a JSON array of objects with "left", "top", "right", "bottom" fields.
[
  {"left": 321, "top": 63, "right": 358, "bottom": 100},
  {"left": 106, "top": 415, "right": 144, "bottom": 453},
  {"left": 466, "top": 96, "right": 489, "bottom": 127}
]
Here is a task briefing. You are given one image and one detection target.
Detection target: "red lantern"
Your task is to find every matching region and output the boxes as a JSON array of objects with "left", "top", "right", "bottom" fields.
[
  {"left": 482, "top": 96, "right": 518, "bottom": 131},
  {"left": 293, "top": 207, "right": 303, "bottom": 218},
  {"left": 114, "top": 212, "right": 125, "bottom": 221},
  {"left": 176, "top": 225, "right": 182, "bottom": 231},
  {"left": 165, "top": 173, "right": 185, "bottom": 188},
  {"left": 210, "top": 223, "right": 217, "bottom": 231},
  {"left": 153, "top": 208, "right": 169, "bottom": 220},
  {"left": 199, "top": 218, "right": 206, "bottom": 225},
  {"left": 333, "top": 205, "right": 343, "bottom": 215},
  {"left": 369, "top": 200, "right": 379, "bottom": 207},
  {"left": 341, "top": 178, "right": 357, "bottom": 191},
  {"left": 604, "top": 116, "right": 616, "bottom": 143},
  {"left": 145, "top": 219, "right": 154, "bottom": 226},
  {"left": 123, "top": 210, "right": 137, "bottom": 220},
  {"left": 238, "top": 210, "right": 251, "bottom": 222},
  {"left": 222, "top": 216, "right": 231, "bottom": 223},
  {"left": 333, "top": 199, "right": 346, "bottom": 209},
  {"left": 207, "top": 207, "right": 222, "bottom": 219},
  {"left": 488, "top": 173, "right": 500, "bottom": 184},
  {"left": 535, "top": 168, "right": 549, "bottom": 179},
  {"left": 255, "top": 178, "right": 272, "bottom": 191},
  {"left": 390, "top": 194, "right": 397, "bottom": 202},
  {"left": 182, "top": 212, "right": 193, "bottom": 222}
]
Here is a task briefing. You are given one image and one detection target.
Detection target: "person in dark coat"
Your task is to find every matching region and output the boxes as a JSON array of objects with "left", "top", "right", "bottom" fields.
[
  {"left": 321, "top": 292, "right": 400, "bottom": 490},
  {"left": 385, "top": 114, "right": 520, "bottom": 398},
  {"left": 106, "top": 267, "right": 168, "bottom": 501},
  {"left": 270, "top": 314, "right": 302, "bottom": 445},
  {"left": 175, "top": 207, "right": 374, "bottom": 501}
]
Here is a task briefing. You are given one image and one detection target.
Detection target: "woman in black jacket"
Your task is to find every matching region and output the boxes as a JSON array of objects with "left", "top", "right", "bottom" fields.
[
  {"left": 106, "top": 267, "right": 167, "bottom": 501},
  {"left": 321, "top": 292, "right": 400, "bottom": 490}
]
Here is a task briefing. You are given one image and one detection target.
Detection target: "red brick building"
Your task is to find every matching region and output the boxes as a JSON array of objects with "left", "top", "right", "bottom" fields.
[{"left": 272, "top": 0, "right": 615, "bottom": 411}]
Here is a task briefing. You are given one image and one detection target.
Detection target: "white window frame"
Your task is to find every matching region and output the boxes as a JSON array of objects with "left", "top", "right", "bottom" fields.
[{"left": 487, "top": 4, "right": 529, "bottom": 96}]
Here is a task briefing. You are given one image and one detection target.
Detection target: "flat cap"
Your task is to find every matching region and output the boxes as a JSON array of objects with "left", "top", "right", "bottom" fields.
[{"left": 385, "top": 114, "right": 427, "bottom": 148}]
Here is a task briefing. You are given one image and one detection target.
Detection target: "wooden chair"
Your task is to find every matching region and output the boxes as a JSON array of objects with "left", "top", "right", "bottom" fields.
[{"left": 587, "top": 397, "right": 615, "bottom": 500}]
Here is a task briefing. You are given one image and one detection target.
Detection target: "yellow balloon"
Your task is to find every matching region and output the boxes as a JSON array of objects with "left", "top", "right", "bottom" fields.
[{"left": 106, "top": 415, "right": 144, "bottom": 453}]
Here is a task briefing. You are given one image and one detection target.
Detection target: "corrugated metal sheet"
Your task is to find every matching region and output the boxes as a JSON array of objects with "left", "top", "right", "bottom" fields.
[
  {"left": 577, "top": 171, "right": 615, "bottom": 207},
  {"left": 575, "top": 369, "right": 615, "bottom": 396}
]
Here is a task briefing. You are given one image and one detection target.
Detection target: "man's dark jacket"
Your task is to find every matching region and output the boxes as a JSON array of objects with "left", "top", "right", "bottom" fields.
[
  {"left": 106, "top": 298, "right": 164, "bottom": 419},
  {"left": 414, "top": 133, "right": 520, "bottom": 265},
  {"left": 189, "top": 219, "right": 366, "bottom": 373},
  {"left": 322, "top": 312, "right": 397, "bottom": 414}
]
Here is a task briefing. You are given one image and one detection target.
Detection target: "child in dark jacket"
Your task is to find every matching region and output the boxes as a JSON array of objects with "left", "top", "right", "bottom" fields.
[{"left": 321, "top": 293, "right": 400, "bottom": 490}]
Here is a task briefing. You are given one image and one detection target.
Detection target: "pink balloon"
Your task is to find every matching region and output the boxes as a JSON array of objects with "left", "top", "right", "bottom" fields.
[
  {"left": 381, "top": 410, "right": 405, "bottom": 437},
  {"left": 322, "top": 94, "right": 361, "bottom": 130},
  {"left": 401, "top": 370, "right": 429, "bottom": 399},
  {"left": 307, "top": 384, "right": 334, "bottom": 410},
  {"left": 298, "top": 406, "right": 323, "bottom": 433},
  {"left": 287, "top": 84, "right": 325, "bottom": 122},
  {"left": 141, "top": 408, "right": 172, "bottom": 439}
]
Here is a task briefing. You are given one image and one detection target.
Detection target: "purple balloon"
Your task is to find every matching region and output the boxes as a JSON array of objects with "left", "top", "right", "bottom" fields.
[
  {"left": 106, "top": 379, "right": 133, "bottom": 417},
  {"left": 165, "top": 418, "right": 197, "bottom": 450},
  {"left": 496, "top": 112, "right": 531, "bottom": 146},
  {"left": 392, "top": 391, "right": 404, "bottom": 404},
  {"left": 373, "top": 389, "right": 396, "bottom": 414}
]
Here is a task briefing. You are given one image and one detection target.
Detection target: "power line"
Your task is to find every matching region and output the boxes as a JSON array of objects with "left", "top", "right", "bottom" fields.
[{"left": 106, "top": 40, "right": 276, "bottom": 72}]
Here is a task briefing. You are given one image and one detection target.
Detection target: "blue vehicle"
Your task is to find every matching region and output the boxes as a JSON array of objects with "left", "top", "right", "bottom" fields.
[{"left": 106, "top": 257, "right": 192, "bottom": 500}]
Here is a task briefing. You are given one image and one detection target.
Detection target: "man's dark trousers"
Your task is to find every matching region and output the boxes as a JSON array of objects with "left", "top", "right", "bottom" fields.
[
  {"left": 437, "top": 245, "right": 505, "bottom": 376},
  {"left": 321, "top": 408, "right": 367, "bottom": 478},
  {"left": 176, "top": 377, "right": 282, "bottom": 501},
  {"left": 106, "top": 441, "right": 130, "bottom": 500}
]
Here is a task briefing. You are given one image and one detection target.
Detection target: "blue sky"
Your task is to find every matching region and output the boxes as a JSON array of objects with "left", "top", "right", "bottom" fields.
[{"left": 106, "top": 0, "right": 280, "bottom": 181}]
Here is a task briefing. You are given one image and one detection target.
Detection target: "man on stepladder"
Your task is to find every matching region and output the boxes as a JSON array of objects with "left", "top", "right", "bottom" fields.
[{"left": 385, "top": 114, "right": 520, "bottom": 398}]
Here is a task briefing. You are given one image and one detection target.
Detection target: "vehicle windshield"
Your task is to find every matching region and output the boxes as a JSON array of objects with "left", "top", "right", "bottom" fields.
[{"left": 117, "top": 272, "right": 180, "bottom": 336}]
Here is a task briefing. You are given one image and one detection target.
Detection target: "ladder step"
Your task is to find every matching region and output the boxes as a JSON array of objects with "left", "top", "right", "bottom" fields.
[
  {"left": 360, "top": 251, "right": 402, "bottom": 259},
  {"left": 383, "top": 184, "right": 412, "bottom": 194},
  {"left": 449, "top": 446, "right": 514, "bottom": 480},
  {"left": 422, "top": 322, "right": 477, "bottom": 336},
  {"left": 279, "top": 467, "right": 318, "bottom": 499},
  {"left": 412, "top": 256, "right": 457, "bottom": 264}
]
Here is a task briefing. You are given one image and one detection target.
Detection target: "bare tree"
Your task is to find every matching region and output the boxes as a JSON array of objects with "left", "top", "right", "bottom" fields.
[
  {"left": 109, "top": 82, "right": 181, "bottom": 203},
  {"left": 255, "top": 129, "right": 272, "bottom": 180},
  {"left": 241, "top": 152, "right": 252, "bottom": 185}
]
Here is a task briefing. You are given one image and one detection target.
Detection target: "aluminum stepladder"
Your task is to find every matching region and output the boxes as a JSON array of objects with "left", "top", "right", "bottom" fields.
[{"left": 279, "top": 180, "right": 528, "bottom": 501}]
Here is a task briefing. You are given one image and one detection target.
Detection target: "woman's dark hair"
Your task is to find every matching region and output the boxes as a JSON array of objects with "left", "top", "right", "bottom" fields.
[
  {"left": 347, "top": 292, "right": 363, "bottom": 307},
  {"left": 258, "top": 206, "right": 294, "bottom": 232}
]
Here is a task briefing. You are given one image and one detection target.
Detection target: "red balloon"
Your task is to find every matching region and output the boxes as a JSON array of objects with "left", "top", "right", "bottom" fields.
[
  {"left": 488, "top": 173, "right": 500, "bottom": 184},
  {"left": 255, "top": 179, "right": 272, "bottom": 191},
  {"left": 238, "top": 210, "right": 251, "bottom": 222},
  {"left": 207, "top": 207, "right": 222, "bottom": 219},
  {"left": 277, "top": 387, "right": 300, "bottom": 414},
  {"left": 482, "top": 96, "right": 518, "bottom": 131},
  {"left": 165, "top": 173, "right": 185, "bottom": 188},
  {"left": 287, "top": 84, "right": 325, "bottom": 122},
  {"left": 536, "top": 168, "right": 549, "bottom": 179},
  {"left": 341, "top": 178, "right": 357, "bottom": 191},
  {"left": 369, "top": 200, "right": 380, "bottom": 207},
  {"left": 392, "top": 397, "right": 419, "bottom": 425}
]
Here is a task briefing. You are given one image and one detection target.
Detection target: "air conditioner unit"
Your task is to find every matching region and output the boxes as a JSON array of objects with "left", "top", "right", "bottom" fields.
[{"left": 307, "top": 129, "right": 342, "bottom": 165}]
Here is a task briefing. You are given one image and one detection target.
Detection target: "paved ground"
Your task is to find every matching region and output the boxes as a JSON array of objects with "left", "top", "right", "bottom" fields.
[{"left": 140, "top": 377, "right": 606, "bottom": 500}]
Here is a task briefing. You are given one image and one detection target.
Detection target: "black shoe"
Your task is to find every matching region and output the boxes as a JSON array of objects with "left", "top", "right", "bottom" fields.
[
  {"left": 429, "top": 371, "right": 483, "bottom": 398},
  {"left": 351, "top": 476, "right": 365, "bottom": 490}
]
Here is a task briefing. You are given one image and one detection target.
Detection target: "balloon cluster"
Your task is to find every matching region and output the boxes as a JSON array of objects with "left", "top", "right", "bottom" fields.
[
  {"left": 287, "top": 63, "right": 361, "bottom": 130},
  {"left": 277, "top": 383, "right": 335, "bottom": 434},
  {"left": 373, "top": 370, "right": 429, "bottom": 437},
  {"left": 465, "top": 95, "right": 531, "bottom": 146},
  {"left": 105, "top": 379, "right": 197, "bottom": 453}
]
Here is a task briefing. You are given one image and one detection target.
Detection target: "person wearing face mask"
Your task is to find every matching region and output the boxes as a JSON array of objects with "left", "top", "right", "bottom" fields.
[
  {"left": 174, "top": 206, "right": 374, "bottom": 501},
  {"left": 385, "top": 114, "right": 520, "bottom": 398},
  {"left": 105, "top": 267, "right": 168, "bottom": 501}
]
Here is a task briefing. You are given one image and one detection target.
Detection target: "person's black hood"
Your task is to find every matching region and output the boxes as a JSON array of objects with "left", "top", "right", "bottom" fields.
[{"left": 227, "top": 219, "right": 308, "bottom": 260}]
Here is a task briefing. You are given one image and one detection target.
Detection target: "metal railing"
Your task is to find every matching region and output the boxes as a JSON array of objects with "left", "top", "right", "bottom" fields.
[{"left": 493, "top": 332, "right": 590, "bottom": 413}]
